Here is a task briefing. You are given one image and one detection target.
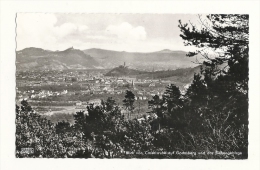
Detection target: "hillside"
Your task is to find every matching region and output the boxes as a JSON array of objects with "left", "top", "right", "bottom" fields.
[
  {"left": 105, "top": 65, "right": 202, "bottom": 84},
  {"left": 137, "top": 65, "right": 201, "bottom": 84},
  {"left": 16, "top": 47, "right": 201, "bottom": 71},
  {"left": 84, "top": 48, "right": 199, "bottom": 70},
  {"left": 16, "top": 47, "right": 100, "bottom": 71},
  {"left": 105, "top": 65, "right": 148, "bottom": 77}
]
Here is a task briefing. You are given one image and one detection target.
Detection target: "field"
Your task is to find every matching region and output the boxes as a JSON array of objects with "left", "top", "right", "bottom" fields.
[{"left": 33, "top": 99, "right": 149, "bottom": 124}]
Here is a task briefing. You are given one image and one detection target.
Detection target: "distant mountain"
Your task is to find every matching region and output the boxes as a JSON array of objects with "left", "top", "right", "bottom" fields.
[
  {"left": 157, "top": 49, "right": 177, "bottom": 53},
  {"left": 105, "top": 65, "right": 148, "bottom": 77},
  {"left": 105, "top": 64, "right": 202, "bottom": 85},
  {"left": 16, "top": 47, "right": 101, "bottom": 71},
  {"left": 137, "top": 65, "right": 202, "bottom": 84},
  {"left": 16, "top": 47, "right": 201, "bottom": 71},
  {"left": 84, "top": 48, "right": 200, "bottom": 70}
]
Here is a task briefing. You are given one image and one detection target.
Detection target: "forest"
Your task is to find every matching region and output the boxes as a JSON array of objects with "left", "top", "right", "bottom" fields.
[{"left": 16, "top": 14, "right": 248, "bottom": 159}]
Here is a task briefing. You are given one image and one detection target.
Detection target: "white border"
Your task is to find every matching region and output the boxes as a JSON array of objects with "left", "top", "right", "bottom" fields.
[{"left": 0, "top": 1, "right": 259, "bottom": 170}]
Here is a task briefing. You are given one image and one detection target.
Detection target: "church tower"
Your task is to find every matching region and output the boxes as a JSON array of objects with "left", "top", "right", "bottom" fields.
[{"left": 131, "top": 79, "right": 136, "bottom": 89}]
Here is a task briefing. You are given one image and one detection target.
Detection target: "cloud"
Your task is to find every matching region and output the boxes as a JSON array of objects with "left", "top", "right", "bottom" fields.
[
  {"left": 55, "top": 23, "right": 77, "bottom": 37},
  {"left": 78, "top": 25, "right": 88, "bottom": 32},
  {"left": 16, "top": 13, "right": 88, "bottom": 51},
  {"left": 16, "top": 14, "right": 195, "bottom": 52},
  {"left": 106, "top": 22, "right": 146, "bottom": 41}
]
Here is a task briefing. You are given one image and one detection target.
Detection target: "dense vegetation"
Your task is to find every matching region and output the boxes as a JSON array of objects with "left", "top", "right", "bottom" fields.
[
  {"left": 105, "top": 64, "right": 201, "bottom": 84},
  {"left": 137, "top": 66, "right": 201, "bottom": 80},
  {"left": 16, "top": 14, "right": 248, "bottom": 159},
  {"left": 105, "top": 65, "right": 148, "bottom": 77}
]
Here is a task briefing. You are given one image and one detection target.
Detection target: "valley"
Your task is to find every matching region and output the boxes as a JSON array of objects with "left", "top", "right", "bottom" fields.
[{"left": 16, "top": 47, "right": 201, "bottom": 123}]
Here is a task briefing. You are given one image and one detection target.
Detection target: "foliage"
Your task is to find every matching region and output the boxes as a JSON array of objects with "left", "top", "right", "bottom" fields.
[
  {"left": 16, "top": 100, "right": 92, "bottom": 158},
  {"left": 178, "top": 14, "right": 248, "bottom": 93},
  {"left": 177, "top": 14, "right": 248, "bottom": 158},
  {"left": 123, "top": 90, "right": 135, "bottom": 119},
  {"left": 55, "top": 121, "right": 73, "bottom": 134}
]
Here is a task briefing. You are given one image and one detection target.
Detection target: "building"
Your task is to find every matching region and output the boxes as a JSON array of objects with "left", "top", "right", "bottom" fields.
[{"left": 149, "top": 83, "right": 155, "bottom": 87}]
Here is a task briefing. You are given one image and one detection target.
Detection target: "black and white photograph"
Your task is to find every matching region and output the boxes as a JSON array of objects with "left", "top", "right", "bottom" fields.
[
  {"left": 14, "top": 13, "right": 249, "bottom": 159},
  {"left": 0, "top": 1, "right": 259, "bottom": 170}
]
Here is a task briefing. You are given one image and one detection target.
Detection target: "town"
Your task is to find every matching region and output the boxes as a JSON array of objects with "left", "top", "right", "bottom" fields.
[{"left": 16, "top": 67, "right": 190, "bottom": 121}]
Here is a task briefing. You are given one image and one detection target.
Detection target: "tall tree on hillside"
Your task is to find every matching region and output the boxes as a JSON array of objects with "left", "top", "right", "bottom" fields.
[
  {"left": 183, "top": 73, "right": 208, "bottom": 130},
  {"left": 163, "top": 84, "right": 182, "bottom": 112},
  {"left": 162, "top": 84, "right": 185, "bottom": 129},
  {"left": 179, "top": 14, "right": 249, "bottom": 158},
  {"left": 148, "top": 95, "right": 164, "bottom": 117},
  {"left": 123, "top": 90, "right": 135, "bottom": 119},
  {"left": 73, "top": 111, "right": 87, "bottom": 134},
  {"left": 179, "top": 14, "right": 249, "bottom": 125},
  {"left": 178, "top": 14, "right": 248, "bottom": 93}
]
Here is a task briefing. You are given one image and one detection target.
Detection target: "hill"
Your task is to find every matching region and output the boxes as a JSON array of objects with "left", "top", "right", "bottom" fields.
[
  {"left": 105, "top": 64, "right": 202, "bottom": 84},
  {"left": 137, "top": 65, "right": 201, "bottom": 84},
  {"left": 16, "top": 47, "right": 100, "bottom": 71},
  {"left": 84, "top": 48, "right": 199, "bottom": 70},
  {"left": 16, "top": 47, "right": 201, "bottom": 71},
  {"left": 105, "top": 65, "right": 148, "bottom": 77}
]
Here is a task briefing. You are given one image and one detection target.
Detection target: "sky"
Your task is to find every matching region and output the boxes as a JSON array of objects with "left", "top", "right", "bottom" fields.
[{"left": 16, "top": 13, "right": 203, "bottom": 52}]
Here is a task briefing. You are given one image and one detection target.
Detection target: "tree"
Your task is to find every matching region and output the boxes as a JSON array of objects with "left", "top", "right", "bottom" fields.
[
  {"left": 148, "top": 95, "right": 164, "bottom": 116},
  {"left": 148, "top": 84, "right": 185, "bottom": 129},
  {"left": 185, "top": 73, "right": 207, "bottom": 105},
  {"left": 121, "top": 119, "right": 155, "bottom": 157},
  {"left": 55, "top": 121, "right": 72, "bottom": 134},
  {"left": 104, "top": 97, "right": 117, "bottom": 112},
  {"left": 148, "top": 95, "right": 165, "bottom": 131},
  {"left": 183, "top": 72, "right": 209, "bottom": 131},
  {"left": 16, "top": 101, "right": 94, "bottom": 158},
  {"left": 179, "top": 15, "right": 249, "bottom": 125},
  {"left": 178, "top": 14, "right": 248, "bottom": 94},
  {"left": 123, "top": 90, "right": 135, "bottom": 119},
  {"left": 85, "top": 97, "right": 125, "bottom": 158},
  {"left": 163, "top": 84, "right": 185, "bottom": 128},
  {"left": 16, "top": 101, "right": 58, "bottom": 158},
  {"left": 179, "top": 14, "right": 249, "bottom": 158},
  {"left": 73, "top": 111, "right": 91, "bottom": 140},
  {"left": 163, "top": 84, "right": 182, "bottom": 112},
  {"left": 21, "top": 99, "right": 32, "bottom": 112}
]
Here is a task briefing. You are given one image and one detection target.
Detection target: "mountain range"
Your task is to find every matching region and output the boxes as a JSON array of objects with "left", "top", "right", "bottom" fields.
[
  {"left": 83, "top": 48, "right": 198, "bottom": 70},
  {"left": 16, "top": 47, "right": 199, "bottom": 71},
  {"left": 105, "top": 64, "right": 202, "bottom": 85},
  {"left": 16, "top": 47, "right": 100, "bottom": 71}
]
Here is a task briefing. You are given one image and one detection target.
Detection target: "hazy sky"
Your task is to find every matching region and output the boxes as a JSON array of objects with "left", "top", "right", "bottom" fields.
[{"left": 16, "top": 13, "right": 203, "bottom": 52}]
